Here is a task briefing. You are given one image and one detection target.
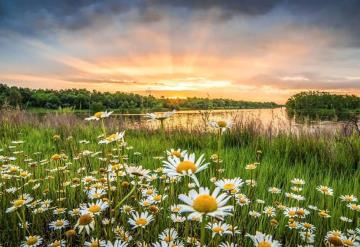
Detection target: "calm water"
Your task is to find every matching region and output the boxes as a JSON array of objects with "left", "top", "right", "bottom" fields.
[{"left": 112, "top": 108, "right": 356, "bottom": 134}]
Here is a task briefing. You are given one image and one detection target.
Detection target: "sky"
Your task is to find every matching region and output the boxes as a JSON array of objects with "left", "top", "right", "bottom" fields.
[{"left": 1, "top": 0, "right": 360, "bottom": 103}]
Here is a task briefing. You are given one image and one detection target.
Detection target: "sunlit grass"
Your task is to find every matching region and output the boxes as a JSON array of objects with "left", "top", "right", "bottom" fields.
[{"left": 0, "top": 112, "right": 359, "bottom": 246}]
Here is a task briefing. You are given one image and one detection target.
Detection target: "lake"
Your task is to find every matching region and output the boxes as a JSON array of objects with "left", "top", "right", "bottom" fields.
[{"left": 109, "top": 107, "right": 359, "bottom": 134}]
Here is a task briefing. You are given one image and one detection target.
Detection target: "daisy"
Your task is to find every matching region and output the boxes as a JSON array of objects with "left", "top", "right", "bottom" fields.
[
  {"left": 159, "top": 228, "right": 178, "bottom": 243},
  {"left": 318, "top": 210, "right": 331, "bottom": 218},
  {"left": 215, "top": 178, "right": 244, "bottom": 192},
  {"left": 263, "top": 206, "right": 276, "bottom": 217},
  {"left": 299, "top": 231, "right": 315, "bottom": 244},
  {"left": 121, "top": 205, "right": 134, "bottom": 214},
  {"left": 249, "top": 210, "right": 261, "bottom": 218},
  {"left": 171, "top": 214, "right": 186, "bottom": 223},
  {"left": 246, "top": 231, "right": 282, "bottom": 247},
  {"left": 347, "top": 203, "right": 360, "bottom": 212},
  {"left": 166, "top": 148, "right": 187, "bottom": 158},
  {"left": 87, "top": 188, "right": 106, "bottom": 200},
  {"left": 47, "top": 240, "right": 66, "bottom": 247},
  {"left": 206, "top": 222, "right": 231, "bottom": 237},
  {"left": 128, "top": 211, "right": 154, "bottom": 229},
  {"left": 163, "top": 153, "right": 209, "bottom": 186},
  {"left": 325, "top": 230, "right": 344, "bottom": 246},
  {"left": 75, "top": 213, "right": 95, "bottom": 234},
  {"left": 209, "top": 119, "right": 233, "bottom": 133},
  {"left": 340, "top": 216, "right": 353, "bottom": 223},
  {"left": 300, "top": 222, "right": 316, "bottom": 232},
  {"left": 125, "top": 165, "right": 151, "bottom": 178},
  {"left": 145, "top": 110, "right": 176, "bottom": 121},
  {"left": 219, "top": 242, "right": 238, "bottom": 247},
  {"left": 316, "top": 185, "right": 334, "bottom": 196},
  {"left": 340, "top": 195, "right": 358, "bottom": 203},
  {"left": 178, "top": 187, "right": 233, "bottom": 220},
  {"left": 152, "top": 241, "right": 184, "bottom": 247},
  {"left": 291, "top": 178, "right": 305, "bottom": 186},
  {"left": 237, "top": 194, "right": 251, "bottom": 206},
  {"left": 20, "top": 235, "right": 43, "bottom": 247},
  {"left": 99, "top": 131, "right": 125, "bottom": 144},
  {"left": 268, "top": 187, "right": 281, "bottom": 194},
  {"left": 84, "top": 238, "right": 106, "bottom": 247},
  {"left": 85, "top": 111, "right": 113, "bottom": 121},
  {"left": 6, "top": 194, "right": 33, "bottom": 213},
  {"left": 49, "top": 219, "right": 69, "bottom": 230},
  {"left": 81, "top": 200, "right": 109, "bottom": 215},
  {"left": 105, "top": 240, "right": 128, "bottom": 247}
]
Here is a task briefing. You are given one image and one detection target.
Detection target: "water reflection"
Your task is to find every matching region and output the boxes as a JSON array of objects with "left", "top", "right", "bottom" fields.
[{"left": 111, "top": 108, "right": 359, "bottom": 133}]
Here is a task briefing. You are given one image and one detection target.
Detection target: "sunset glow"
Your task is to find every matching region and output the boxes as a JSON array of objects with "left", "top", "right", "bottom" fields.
[{"left": 1, "top": 1, "right": 360, "bottom": 103}]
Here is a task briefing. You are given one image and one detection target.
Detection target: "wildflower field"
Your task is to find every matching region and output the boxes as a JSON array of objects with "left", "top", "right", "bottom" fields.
[{"left": 0, "top": 111, "right": 359, "bottom": 247}]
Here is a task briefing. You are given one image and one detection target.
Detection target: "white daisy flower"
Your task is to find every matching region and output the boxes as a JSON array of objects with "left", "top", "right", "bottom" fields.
[
  {"left": 163, "top": 153, "right": 209, "bottom": 186},
  {"left": 20, "top": 235, "right": 43, "bottom": 247},
  {"left": 246, "top": 231, "right": 282, "bottom": 246},
  {"left": 49, "top": 219, "right": 69, "bottom": 230},
  {"left": 105, "top": 240, "right": 128, "bottom": 247},
  {"left": 85, "top": 111, "right": 113, "bottom": 121},
  {"left": 178, "top": 187, "right": 233, "bottom": 220},
  {"left": 80, "top": 200, "right": 109, "bottom": 215},
  {"left": 159, "top": 228, "right": 178, "bottom": 243},
  {"left": 166, "top": 148, "right": 187, "bottom": 158},
  {"left": 128, "top": 211, "right": 154, "bottom": 229},
  {"left": 209, "top": 119, "right": 233, "bottom": 133},
  {"left": 215, "top": 178, "right": 244, "bottom": 192}
]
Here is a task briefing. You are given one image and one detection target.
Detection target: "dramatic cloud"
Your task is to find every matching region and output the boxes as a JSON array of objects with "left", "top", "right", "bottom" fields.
[{"left": 1, "top": 0, "right": 360, "bottom": 102}]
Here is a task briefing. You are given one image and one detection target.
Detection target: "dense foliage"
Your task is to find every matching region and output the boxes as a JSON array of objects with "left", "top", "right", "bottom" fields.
[
  {"left": 286, "top": 91, "right": 360, "bottom": 111},
  {"left": 0, "top": 84, "right": 278, "bottom": 112}
]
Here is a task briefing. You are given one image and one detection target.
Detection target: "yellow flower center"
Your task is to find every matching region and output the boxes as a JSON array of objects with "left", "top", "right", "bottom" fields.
[
  {"left": 106, "top": 134, "right": 116, "bottom": 141},
  {"left": 319, "top": 211, "right": 329, "bottom": 217},
  {"left": 78, "top": 214, "right": 93, "bottom": 225},
  {"left": 288, "top": 210, "right": 296, "bottom": 217},
  {"left": 296, "top": 209, "right": 305, "bottom": 216},
  {"left": 51, "top": 154, "right": 61, "bottom": 161},
  {"left": 164, "top": 236, "right": 173, "bottom": 242},
  {"left": 217, "top": 121, "right": 227, "bottom": 128},
  {"left": 88, "top": 205, "right": 101, "bottom": 213},
  {"left": 212, "top": 226, "right": 223, "bottom": 233},
  {"left": 20, "top": 172, "right": 28, "bottom": 177},
  {"left": 192, "top": 195, "right": 218, "bottom": 213},
  {"left": 176, "top": 161, "right": 197, "bottom": 173},
  {"left": 94, "top": 112, "right": 103, "bottom": 118},
  {"left": 223, "top": 183, "right": 235, "bottom": 191},
  {"left": 90, "top": 241, "right": 99, "bottom": 247},
  {"left": 154, "top": 195, "right": 162, "bottom": 201},
  {"left": 258, "top": 241, "right": 272, "bottom": 247},
  {"left": 26, "top": 236, "right": 39, "bottom": 245},
  {"left": 146, "top": 189, "right": 153, "bottom": 195},
  {"left": 65, "top": 229, "right": 76, "bottom": 237},
  {"left": 10, "top": 167, "right": 18, "bottom": 173},
  {"left": 303, "top": 223, "right": 312, "bottom": 229},
  {"left": 328, "top": 236, "right": 343, "bottom": 246},
  {"left": 136, "top": 218, "right": 148, "bottom": 226},
  {"left": 343, "top": 239, "right": 354, "bottom": 246},
  {"left": 55, "top": 220, "right": 64, "bottom": 227},
  {"left": 50, "top": 241, "right": 61, "bottom": 247},
  {"left": 14, "top": 199, "right": 25, "bottom": 207},
  {"left": 171, "top": 151, "right": 181, "bottom": 157}
]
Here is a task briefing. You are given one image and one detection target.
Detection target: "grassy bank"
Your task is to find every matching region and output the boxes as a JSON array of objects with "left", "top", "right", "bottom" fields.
[{"left": 0, "top": 111, "right": 359, "bottom": 246}]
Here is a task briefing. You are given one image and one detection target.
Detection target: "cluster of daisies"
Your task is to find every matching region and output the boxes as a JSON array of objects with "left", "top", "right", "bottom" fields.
[{"left": 0, "top": 111, "right": 359, "bottom": 247}]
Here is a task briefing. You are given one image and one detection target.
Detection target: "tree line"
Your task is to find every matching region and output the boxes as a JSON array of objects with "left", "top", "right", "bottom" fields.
[
  {"left": 285, "top": 91, "right": 360, "bottom": 111},
  {"left": 0, "top": 84, "right": 278, "bottom": 112}
]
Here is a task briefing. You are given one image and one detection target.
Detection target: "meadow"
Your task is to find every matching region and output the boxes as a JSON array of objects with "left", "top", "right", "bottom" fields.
[{"left": 0, "top": 110, "right": 359, "bottom": 246}]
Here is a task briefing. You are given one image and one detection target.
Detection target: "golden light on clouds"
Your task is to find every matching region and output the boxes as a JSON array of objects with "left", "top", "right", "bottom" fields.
[{"left": 1, "top": 1, "right": 360, "bottom": 103}]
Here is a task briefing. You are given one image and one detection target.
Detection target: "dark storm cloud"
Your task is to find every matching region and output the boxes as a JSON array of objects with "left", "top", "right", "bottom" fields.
[{"left": 1, "top": 0, "right": 360, "bottom": 38}]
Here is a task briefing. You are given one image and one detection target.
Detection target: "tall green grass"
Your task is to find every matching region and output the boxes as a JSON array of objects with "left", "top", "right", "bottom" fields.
[{"left": 0, "top": 111, "right": 359, "bottom": 246}]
